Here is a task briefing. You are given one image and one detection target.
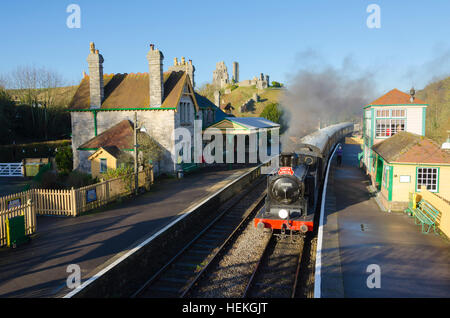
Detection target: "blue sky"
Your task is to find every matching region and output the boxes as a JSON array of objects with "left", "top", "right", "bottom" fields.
[{"left": 1, "top": 0, "right": 449, "bottom": 94}]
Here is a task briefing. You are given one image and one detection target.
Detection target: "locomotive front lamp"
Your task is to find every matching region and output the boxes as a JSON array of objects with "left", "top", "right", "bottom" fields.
[{"left": 278, "top": 209, "right": 288, "bottom": 219}]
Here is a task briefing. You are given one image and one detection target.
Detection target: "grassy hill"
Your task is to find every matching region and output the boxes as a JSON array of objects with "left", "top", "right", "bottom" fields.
[
  {"left": 198, "top": 83, "right": 283, "bottom": 117},
  {"left": 7, "top": 85, "right": 79, "bottom": 108},
  {"left": 417, "top": 76, "right": 450, "bottom": 144}
]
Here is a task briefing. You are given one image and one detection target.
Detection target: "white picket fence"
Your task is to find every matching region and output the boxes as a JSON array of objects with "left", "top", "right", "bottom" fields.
[{"left": 0, "top": 163, "right": 23, "bottom": 177}]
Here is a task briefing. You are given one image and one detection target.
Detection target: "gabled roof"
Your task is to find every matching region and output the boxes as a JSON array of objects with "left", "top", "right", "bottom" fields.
[
  {"left": 365, "top": 88, "right": 427, "bottom": 108},
  {"left": 88, "top": 146, "right": 123, "bottom": 160},
  {"left": 69, "top": 71, "right": 199, "bottom": 111},
  {"left": 79, "top": 120, "right": 134, "bottom": 150},
  {"left": 194, "top": 93, "right": 228, "bottom": 122},
  {"left": 372, "top": 131, "right": 450, "bottom": 165},
  {"left": 207, "top": 117, "right": 280, "bottom": 131}
]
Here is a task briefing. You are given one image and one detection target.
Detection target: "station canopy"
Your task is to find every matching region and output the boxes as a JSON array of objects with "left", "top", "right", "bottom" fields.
[{"left": 204, "top": 117, "right": 280, "bottom": 135}]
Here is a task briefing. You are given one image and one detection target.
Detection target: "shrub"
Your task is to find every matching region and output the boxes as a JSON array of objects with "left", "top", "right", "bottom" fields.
[
  {"left": 101, "top": 166, "right": 134, "bottom": 180},
  {"left": 271, "top": 81, "right": 283, "bottom": 88},
  {"left": 40, "top": 170, "right": 59, "bottom": 189},
  {"left": 101, "top": 166, "right": 134, "bottom": 192},
  {"left": 64, "top": 171, "right": 96, "bottom": 188},
  {"left": 55, "top": 146, "right": 73, "bottom": 174},
  {"left": 260, "top": 103, "right": 283, "bottom": 124}
]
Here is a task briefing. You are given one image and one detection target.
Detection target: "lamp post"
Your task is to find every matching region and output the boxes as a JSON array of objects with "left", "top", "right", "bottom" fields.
[{"left": 134, "top": 112, "right": 139, "bottom": 195}]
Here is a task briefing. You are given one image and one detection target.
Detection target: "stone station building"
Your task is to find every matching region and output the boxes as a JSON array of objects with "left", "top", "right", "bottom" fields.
[{"left": 69, "top": 43, "right": 226, "bottom": 176}]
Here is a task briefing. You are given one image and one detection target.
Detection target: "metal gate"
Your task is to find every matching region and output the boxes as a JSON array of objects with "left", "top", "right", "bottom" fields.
[{"left": 0, "top": 163, "right": 23, "bottom": 177}]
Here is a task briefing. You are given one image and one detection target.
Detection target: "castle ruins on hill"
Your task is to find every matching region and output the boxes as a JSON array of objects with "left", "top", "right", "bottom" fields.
[{"left": 212, "top": 61, "right": 269, "bottom": 90}]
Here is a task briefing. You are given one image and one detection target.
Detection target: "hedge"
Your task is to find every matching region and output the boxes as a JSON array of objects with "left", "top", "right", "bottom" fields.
[{"left": 0, "top": 139, "right": 71, "bottom": 162}]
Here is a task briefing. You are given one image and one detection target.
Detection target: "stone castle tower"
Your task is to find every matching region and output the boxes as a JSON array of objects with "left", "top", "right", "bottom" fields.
[
  {"left": 232, "top": 62, "right": 239, "bottom": 83},
  {"left": 212, "top": 61, "right": 229, "bottom": 88}
]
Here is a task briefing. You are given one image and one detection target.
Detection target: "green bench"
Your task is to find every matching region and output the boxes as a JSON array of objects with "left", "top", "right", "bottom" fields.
[{"left": 410, "top": 199, "right": 440, "bottom": 234}]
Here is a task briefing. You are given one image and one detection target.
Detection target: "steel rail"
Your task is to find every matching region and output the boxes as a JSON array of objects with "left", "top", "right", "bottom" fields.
[
  {"left": 180, "top": 191, "right": 267, "bottom": 298},
  {"left": 132, "top": 177, "right": 265, "bottom": 298},
  {"left": 242, "top": 233, "right": 273, "bottom": 298}
]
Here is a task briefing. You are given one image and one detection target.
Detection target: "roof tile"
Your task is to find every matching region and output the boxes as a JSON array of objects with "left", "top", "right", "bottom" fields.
[
  {"left": 372, "top": 131, "right": 450, "bottom": 164},
  {"left": 367, "top": 88, "right": 427, "bottom": 107}
]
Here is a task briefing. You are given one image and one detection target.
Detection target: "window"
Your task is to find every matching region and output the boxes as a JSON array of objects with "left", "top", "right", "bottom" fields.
[
  {"left": 180, "top": 102, "right": 185, "bottom": 123},
  {"left": 375, "top": 108, "right": 406, "bottom": 137},
  {"left": 376, "top": 109, "right": 405, "bottom": 118},
  {"left": 376, "top": 119, "right": 405, "bottom": 137},
  {"left": 187, "top": 102, "right": 190, "bottom": 121},
  {"left": 376, "top": 109, "right": 389, "bottom": 117},
  {"left": 417, "top": 167, "right": 438, "bottom": 192},
  {"left": 180, "top": 102, "right": 191, "bottom": 124},
  {"left": 100, "top": 158, "right": 107, "bottom": 173},
  {"left": 392, "top": 109, "right": 405, "bottom": 117}
]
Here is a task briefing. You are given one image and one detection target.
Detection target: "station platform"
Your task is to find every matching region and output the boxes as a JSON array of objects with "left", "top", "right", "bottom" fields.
[
  {"left": 0, "top": 166, "right": 254, "bottom": 298},
  {"left": 319, "top": 143, "right": 450, "bottom": 298}
]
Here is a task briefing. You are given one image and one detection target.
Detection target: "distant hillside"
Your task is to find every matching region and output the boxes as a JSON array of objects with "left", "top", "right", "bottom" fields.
[
  {"left": 198, "top": 83, "right": 283, "bottom": 117},
  {"left": 417, "top": 76, "right": 450, "bottom": 144},
  {"left": 8, "top": 85, "right": 79, "bottom": 108}
]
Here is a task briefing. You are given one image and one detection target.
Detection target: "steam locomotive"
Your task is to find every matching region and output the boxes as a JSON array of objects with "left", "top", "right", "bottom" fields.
[{"left": 254, "top": 122, "right": 353, "bottom": 233}]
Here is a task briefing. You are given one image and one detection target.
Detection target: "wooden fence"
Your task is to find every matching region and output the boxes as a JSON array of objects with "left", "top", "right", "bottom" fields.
[
  {"left": 0, "top": 201, "right": 36, "bottom": 247},
  {"left": 0, "top": 167, "right": 153, "bottom": 246}
]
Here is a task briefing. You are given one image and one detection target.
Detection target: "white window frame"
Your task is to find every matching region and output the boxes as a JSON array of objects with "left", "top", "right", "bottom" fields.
[
  {"left": 416, "top": 167, "right": 439, "bottom": 192},
  {"left": 375, "top": 108, "right": 406, "bottom": 138},
  {"left": 100, "top": 158, "right": 107, "bottom": 173}
]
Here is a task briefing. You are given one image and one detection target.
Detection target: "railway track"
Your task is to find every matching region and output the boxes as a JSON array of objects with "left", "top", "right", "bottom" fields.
[
  {"left": 243, "top": 233, "right": 305, "bottom": 298},
  {"left": 132, "top": 179, "right": 267, "bottom": 298}
]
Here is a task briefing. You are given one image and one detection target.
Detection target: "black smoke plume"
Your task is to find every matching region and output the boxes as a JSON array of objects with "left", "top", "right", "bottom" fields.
[{"left": 279, "top": 52, "right": 377, "bottom": 149}]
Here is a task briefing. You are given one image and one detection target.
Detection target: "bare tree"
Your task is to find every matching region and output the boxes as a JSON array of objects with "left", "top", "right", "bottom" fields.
[
  {"left": 9, "top": 65, "right": 66, "bottom": 139},
  {"left": 39, "top": 67, "right": 65, "bottom": 109},
  {"left": 0, "top": 74, "right": 8, "bottom": 89}
]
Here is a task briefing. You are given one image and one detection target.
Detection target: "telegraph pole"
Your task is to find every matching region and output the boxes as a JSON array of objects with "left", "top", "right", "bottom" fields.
[{"left": 134, "top": 112, "right": 138, "bottom": 195}]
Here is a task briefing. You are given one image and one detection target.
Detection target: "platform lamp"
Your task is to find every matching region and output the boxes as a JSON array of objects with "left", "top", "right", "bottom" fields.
[{"left": 134, "top": 113, "right": 148, "bottom": 195}]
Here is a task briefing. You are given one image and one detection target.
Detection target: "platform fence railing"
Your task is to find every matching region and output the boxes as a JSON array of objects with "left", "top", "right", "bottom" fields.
[{"left": 0, "top": 167, "right": 153, "bottom": 246}]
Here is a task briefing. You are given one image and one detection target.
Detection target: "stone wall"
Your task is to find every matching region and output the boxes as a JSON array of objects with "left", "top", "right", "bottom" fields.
[
  {"left": 96, "top": 110, "right": 176, "bottom": 174},
  {"left": 71, "top": 109, "right": 178, "bottom": 175},
  {"left": 71, "top": 112, "right": 96, "bottom": 172}
]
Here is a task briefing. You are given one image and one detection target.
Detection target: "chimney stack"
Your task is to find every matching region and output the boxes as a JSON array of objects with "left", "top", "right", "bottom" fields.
[
  {"left": 87, "top": 42, "right": 104, "bottom": 109},
  {"left": 147, "top": 44, "right": 164, "bottom": 107},
  {"left": 186, "top": 60, "right": 195, "bottom": 88}
]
